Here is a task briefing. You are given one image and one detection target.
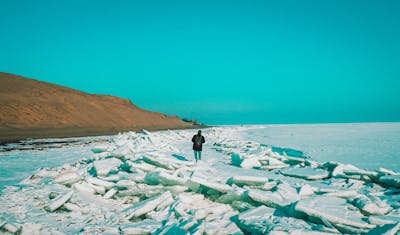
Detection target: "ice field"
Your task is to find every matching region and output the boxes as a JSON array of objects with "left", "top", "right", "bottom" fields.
[
  {"left": 0, "top": 136, "right": 110, "bottom": 191},
  {"left": 0, "top": 124, "right": 400, "bottom": 234},
  {"left": 243, "top": 122, "right": 400, "bottom": 171}
]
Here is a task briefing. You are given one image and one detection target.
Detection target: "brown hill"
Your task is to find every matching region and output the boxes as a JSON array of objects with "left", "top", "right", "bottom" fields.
[{"left": 0, "top": 72, "right": 195, "bottom": 142}]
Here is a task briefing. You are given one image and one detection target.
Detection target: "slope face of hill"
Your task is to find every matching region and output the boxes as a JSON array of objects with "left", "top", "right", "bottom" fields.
[{"left": 0, "top": 72, "right": 194, "bottom": 141}]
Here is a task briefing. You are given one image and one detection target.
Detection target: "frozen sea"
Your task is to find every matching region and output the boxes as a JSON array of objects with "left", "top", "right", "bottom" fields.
[
  {"left": 242, "top": 122, "right": 400, "bottom": 171},
  {"left": 0, "top": 136, "right": 110, "bottom": 191},
  {"left": 1, "top": 123, "right": 400, "bottom": 234},
  {"left": 1, "top": 122, "right": 400, "bottom": 191}
]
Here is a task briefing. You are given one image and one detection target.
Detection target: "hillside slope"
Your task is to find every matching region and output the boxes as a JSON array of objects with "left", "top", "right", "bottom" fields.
[{"left": 0, "top": 72, "right": 194, "bottom": 141}]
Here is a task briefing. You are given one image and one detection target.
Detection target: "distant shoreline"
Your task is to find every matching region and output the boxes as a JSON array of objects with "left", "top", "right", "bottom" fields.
[
  {"left": 3, "top": 122, "right": 399, "bottom": 144},
  {"left": 0, "top": 124, "right": 207, "bottom": 144}
]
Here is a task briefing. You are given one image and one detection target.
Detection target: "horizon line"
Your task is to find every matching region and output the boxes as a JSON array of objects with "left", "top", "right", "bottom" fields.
[{"left": 206, "top": 121, "right": 400, "bottom": 126}]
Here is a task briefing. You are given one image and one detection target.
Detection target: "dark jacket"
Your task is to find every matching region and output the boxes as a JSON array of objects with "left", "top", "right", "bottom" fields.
[{"left": 192, "top": 134, "right": 205, "bottom": 151}]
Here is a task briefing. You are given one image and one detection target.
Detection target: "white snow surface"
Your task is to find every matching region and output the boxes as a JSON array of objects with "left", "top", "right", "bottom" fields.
[{"left": 0, "top": 124, "right": 400, "bottom": 234}]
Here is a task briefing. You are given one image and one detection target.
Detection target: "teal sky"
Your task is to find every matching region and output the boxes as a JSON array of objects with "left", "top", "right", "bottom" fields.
[{"left": 1, "top": 0, "right": 399, "bottom": 124}]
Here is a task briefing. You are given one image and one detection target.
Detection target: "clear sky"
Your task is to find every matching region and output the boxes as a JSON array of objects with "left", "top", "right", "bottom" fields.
[{"left": 1, "top": 0, "right": 399, "bottom": 124}]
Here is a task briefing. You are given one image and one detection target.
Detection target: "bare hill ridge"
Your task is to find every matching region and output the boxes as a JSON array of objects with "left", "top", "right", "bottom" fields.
[{"left": 0, "top": 72, "right": 194, "bottom": 142}]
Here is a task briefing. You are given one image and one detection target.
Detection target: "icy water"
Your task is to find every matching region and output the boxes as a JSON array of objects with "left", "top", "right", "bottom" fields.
[{"left": 243, "top": 122, "right": 400, "bottom": 171}]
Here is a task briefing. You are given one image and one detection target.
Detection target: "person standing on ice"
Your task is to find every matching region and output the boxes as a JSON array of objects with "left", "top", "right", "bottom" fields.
[{"left": 192, "top": 130, "right": 205, "bottom": 162}]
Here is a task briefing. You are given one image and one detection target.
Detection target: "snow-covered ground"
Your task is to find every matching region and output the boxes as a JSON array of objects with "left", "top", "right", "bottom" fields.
[{"left": 1, "top": 124, "right": 400, "bottom": 234}]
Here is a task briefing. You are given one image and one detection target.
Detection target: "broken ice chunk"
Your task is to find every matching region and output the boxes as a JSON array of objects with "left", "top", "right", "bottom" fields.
[
  {"left": 103, "top": 188, "right": 118, "bottom": 199},
  {"left": 379, "top": 175, "right": 400, "bottom": 188},
  {"left": 352, "top": 195, "right": 392, "bottom": 216},
  {"left": 231, "top": 152, "right": 262, "bottom": 169},
  {"left": 54, "top": 171, "right": 81, "bottom": 185},
  {"left": 73, "top": 182, "right": 96, "bottom": 194},
  {"left": 241, "top": 157, "right": 262, "bottom": 169},
  {"left": 365, "top": 222, "right": 400, "bottom": 235},
  {"left": 124, "top": 191, "right": 173, "bottom": 220},
  {"left": 233, "top": 205, "right": 275, "bottom": 234},
  {"left": 247, "top": 183, "right": 299, "bottom": 209},
  {"left": 143, "top": 155, "right": 175, "bottom": 170},
  {"left": 155, "top": 223, "right": 187, "bottom": 235},
  {"left": 93, "top": 158, "right": 123, "bottom": 176},
  {"left": 1, "top": 223, "right": 21, "bottom": 234},
  {"left": 45, "top": 190, "right": 73, "bottom": 212},
  {"left": 114, "top": 180, "right": 136, "bottom": 190},
  {"left": 86, "top": 176, "right": 115, "bottom": 189},
  {"left": 284, "top": 156, "right": 306, "bottom": 165},
  {"left": 368, "top": 215, "right": 400, "bottom": 226},
  {"left": 145, "top": 171, "right": 187, "bottom": 186},
  {"left": 216, "top": 188, "right": 247, "bottom": 204},
  {"left": 298, "top": 184, "right": 315, "bottom": 198},
  {"left": 280, "top": 167, "right": 330, "bottom": 180},
  {"left": 120, "top": 219, "right": 162, "bottom": 234},
  {"left": 188, "top": 176, "right": 233, "bottom": 193},
  {"left": 87, "top": 182, "right": 106, "bottom": 194},
  {"left": 63, "top": 203, "right": 88, "bottom": 213},
  {"left": 98, "top": 174, "right": 120, "bottom": 182},
  {"left": 294, "top": 195, "right": 375, "bottom": 231},
  {"left": 20, "top": 223, "right": 42, "bottom": 235},
  {"left": 226, "top": 175, "right": 269, "bottom": 187},
  {"left": 378, "top": 168, "right": 400, "bottom": 176}
]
